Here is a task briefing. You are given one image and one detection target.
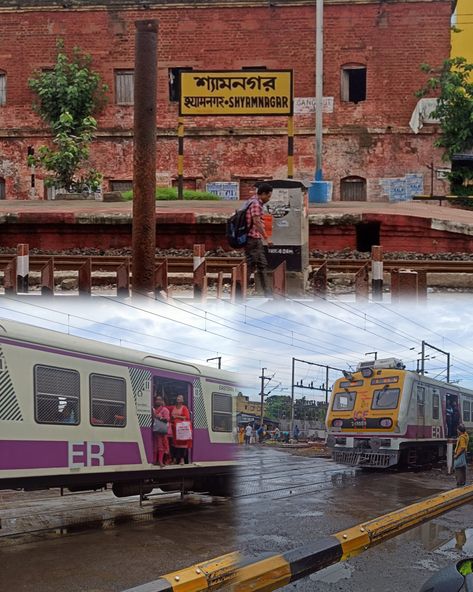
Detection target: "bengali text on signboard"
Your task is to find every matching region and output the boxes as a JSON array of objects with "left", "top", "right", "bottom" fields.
[{"left": 180, "top": 70, "right": 293, "bottom": 116}]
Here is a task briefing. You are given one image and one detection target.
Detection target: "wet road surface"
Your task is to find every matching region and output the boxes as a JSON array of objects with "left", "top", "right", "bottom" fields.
[
  {"left": 0, "top": 488, "right": 234, "bottom": 591},
  {"left": 237, "top": 445, "right": 473, "bottom": 592}
]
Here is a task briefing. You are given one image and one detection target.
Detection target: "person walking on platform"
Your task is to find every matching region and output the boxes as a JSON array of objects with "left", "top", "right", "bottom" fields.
[
  {"left": 454, "top": 424, "right": 469, "bottom": 487},
  {"left": 245, "top": 423, "right": 253, "bottom": 445},
  {"left": 245, "top": 183, "right": 273, "bottom": 297}
]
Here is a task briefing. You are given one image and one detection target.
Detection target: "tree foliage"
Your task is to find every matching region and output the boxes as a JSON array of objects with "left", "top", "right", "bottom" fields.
[
  {"left": 418, "top": 57, "right": 473, "bottom": 162},
  {"left": 28, "top": 40, "right": 108, "bottom": 190}
]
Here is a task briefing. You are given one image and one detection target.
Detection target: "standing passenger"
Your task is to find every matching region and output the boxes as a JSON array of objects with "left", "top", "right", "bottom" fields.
[
  {"left": 454, "top": 424, "right": 469, "bottom": 487},
  {"left": 245, "top": 183, "right": 273, "bottom": 297},
  {"left": 171, "top": 394, "right": 192, "bottom": 465},
  {"left": 153, "top": 395, "right": 171, "bottom": 468}
]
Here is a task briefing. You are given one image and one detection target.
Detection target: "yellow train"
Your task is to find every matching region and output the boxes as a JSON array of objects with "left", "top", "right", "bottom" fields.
[{"left": 325, "top": 358, "right": 473, "bottom": 468}]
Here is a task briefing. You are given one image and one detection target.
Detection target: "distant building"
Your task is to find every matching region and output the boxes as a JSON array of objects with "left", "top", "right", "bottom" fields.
[
  {"left": 0, "top": 0, "right": 452, "bottom": 201},
  {"left": 236, "top": 393, "right": 265, "bottom": 416}
]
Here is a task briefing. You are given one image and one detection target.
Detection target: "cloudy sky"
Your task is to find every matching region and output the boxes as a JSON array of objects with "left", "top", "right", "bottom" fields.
[{"left": 1, "top": 294, "right": 473, "bottom": 401}]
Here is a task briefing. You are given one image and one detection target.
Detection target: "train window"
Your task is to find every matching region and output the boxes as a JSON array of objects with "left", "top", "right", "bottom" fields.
[
  {"left": 34, "top": 365, "right": 80, "bottom": 425},
  {"left": 372, "top": 388, "right": 400, "bottom": 410},
  {"left": 212, "top": 392, "right": 233, "bottom": 432},
  {"left": 463, "top": 400, "right": 471, "bottom": 423},
  {"left": 433, "top": 393, "right": 440, "bottom": 420},
  {"left": 333, "top": 391, "right": 356, "bottom": 411},
  {"left": 90, "top": 374, "right": 126, "bottom": 427}
]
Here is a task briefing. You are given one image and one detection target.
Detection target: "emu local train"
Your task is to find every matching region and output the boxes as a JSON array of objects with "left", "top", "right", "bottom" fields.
[
  {"left": 0, "top": 319, "right": 237, "bottom": 496},
  {"left": 326, "top": 357, "right": 472, "bottom": 468}
]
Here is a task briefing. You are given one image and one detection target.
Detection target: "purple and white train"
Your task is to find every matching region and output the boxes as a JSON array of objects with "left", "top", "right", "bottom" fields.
[{"left": 0, "top": 319, "right": 237, "bottom": 497}]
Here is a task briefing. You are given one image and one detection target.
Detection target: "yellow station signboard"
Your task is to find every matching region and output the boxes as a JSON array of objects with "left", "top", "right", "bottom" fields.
[{"left": 179, "top": 70, "right": 293, "bottom": 116}]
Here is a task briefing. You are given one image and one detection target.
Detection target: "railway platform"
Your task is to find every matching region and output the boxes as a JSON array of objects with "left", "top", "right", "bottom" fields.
[{"left": 1, "top": 199, "right": 473, "bottom": 253}]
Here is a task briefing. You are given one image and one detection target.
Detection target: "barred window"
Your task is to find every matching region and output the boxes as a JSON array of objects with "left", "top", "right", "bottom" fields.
[
  {"left": 212, "top": 392, "right": 233, "bottom": 433},
  {"left": 463, "top": 399, "right": 471, "bottom": 423},
  {"left": 115, "top": 70, "right": 134, "bottom": 105},
  {"left": 0, "top": 72, "right": 6, "bottom": 106},
  {"left": 432, "top": 392, "right": 440, "bottom": 420},
  {"left": 34, "top": 365, "right": 80, "bottom": 425},
  {"left": 90, "top": 373, "right": 126, "bottom": 427}
]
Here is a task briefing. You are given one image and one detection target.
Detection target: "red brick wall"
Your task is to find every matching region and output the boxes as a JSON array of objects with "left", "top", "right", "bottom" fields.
[{"left": 0, "top": 1, "right": 452, "bottom": 200}]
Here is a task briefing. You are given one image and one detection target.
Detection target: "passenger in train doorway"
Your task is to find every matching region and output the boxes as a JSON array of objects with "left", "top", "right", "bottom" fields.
[
  {"left": 153, "top": 395, "right": 172, "bottom": 468},
  {"left": 171, "top": 394, "right": 192, "bottom": 465},
  {"left": 454, "top": 424, "right": 469, "bottom": 487}
]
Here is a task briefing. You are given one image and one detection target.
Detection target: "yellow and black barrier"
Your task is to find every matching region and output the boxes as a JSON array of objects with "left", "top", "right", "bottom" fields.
[
  {"left": 123, "top": 484, "right": 473, "bottom": 592},
  {"left": 123, "top": 552, "right": 238, "bottom": 592}
]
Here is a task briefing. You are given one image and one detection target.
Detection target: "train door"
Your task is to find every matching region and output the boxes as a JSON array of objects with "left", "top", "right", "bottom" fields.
[
  {"left": 152, "top": 375, "right": 193, "bottom": 464},
  {"left": 416, "top": 384, "right": 426, "bottom": 439},
  {"left": 446, "top": 393, "right": 460, "bottom": 438}
]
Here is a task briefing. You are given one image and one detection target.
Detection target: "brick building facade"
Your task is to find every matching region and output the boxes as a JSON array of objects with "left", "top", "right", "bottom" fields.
[{"left": 0, "top": 0, "right": 452, "bottom": 201}]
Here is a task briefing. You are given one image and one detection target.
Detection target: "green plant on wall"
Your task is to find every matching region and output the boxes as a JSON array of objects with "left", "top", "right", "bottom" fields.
[
  {"left": 417, "top": 57, "right": 473, "bottom": 194},
  {"left": 28, "top": 40, "right": 108, "bottom": 191}
]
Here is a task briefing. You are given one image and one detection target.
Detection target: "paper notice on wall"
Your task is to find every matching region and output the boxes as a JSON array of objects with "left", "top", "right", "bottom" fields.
[{"left": 294, "top": 97, "right": 334, "bottom": 114}]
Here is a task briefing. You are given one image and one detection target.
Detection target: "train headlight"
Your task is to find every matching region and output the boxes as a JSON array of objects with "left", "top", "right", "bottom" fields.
[
  {"left": 332, "top": 419, "right": 343, "bottom": 428},
  {"left": 361, "top": 367, "right": 374, "bottom": 378},
  {"left": 380, "top": 418, "right": 392, "bottom": 428}
]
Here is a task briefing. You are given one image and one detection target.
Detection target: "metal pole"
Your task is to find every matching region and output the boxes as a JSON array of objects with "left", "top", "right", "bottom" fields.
[
  {"left": 260, "top": 368, "right": 266, "bottom": 430},
  {"left": 447, "top": 352, "right": 450, "bottom": 383},
  {"left": 325, "top": 365, "right": 329, "bottom": 405},
  {"left": 421, "top": 341, "right": 425, "bottom": 376},
  {"left": 315, "top": 0, "right": 324, "bottom": 181},
  {"left": 132, "top": 20, "right": 158, "bottom": 295},
  {"left": 290, "top": 357, "right": 295, "bottom": 435}
]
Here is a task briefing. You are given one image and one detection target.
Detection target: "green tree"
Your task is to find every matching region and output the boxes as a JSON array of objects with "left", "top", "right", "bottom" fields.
[
  {"left": 418, "top": 57, "right": 473, "bottom": 179},
  {"left": 28, "top": 40, "right": 108, "bottom": 190},
  {"left": 265, "top": 395, "right": 291, "bottom": 420}
]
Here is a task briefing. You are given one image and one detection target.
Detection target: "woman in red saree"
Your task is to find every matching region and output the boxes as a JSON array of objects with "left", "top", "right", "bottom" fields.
[
  {"left": 153, "top": 395, "right": 171, "bottom": 467},
  {"left": 171, "top": 394, "right": 192, "bottom": 465}
]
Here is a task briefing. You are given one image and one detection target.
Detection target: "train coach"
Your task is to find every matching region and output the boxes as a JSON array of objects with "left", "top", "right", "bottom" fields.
[
  {"left": 0, "top": 319, "right": 237, "bottom": 496},
  {"left": 326, "top": 357, "right": 473, "bottom": 468}
]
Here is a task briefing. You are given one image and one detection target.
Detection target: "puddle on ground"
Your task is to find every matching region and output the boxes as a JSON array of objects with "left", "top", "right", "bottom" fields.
[{"left": 309, "top": 562, "right": 354, "bottom": 584}]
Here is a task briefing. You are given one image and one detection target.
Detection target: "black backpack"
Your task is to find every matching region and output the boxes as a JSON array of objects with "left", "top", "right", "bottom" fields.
[{"left": 226, "top": 200, "right": 253, "bottom": 249}]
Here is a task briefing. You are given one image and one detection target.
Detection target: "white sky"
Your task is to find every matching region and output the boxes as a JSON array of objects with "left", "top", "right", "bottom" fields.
[{"left": 1, "top": 294, "right": 473, "bottom": 401}]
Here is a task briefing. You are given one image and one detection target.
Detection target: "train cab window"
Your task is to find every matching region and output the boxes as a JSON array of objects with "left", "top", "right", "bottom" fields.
[
  {"left": 34, "top": 365, "right": 80, "bottom": 425},
  {"left": 432, "top": 392, "right": 440, "bottom": 420},
  {"left": 372, "top": 388, "right": 400, "bottom": 410},
  {"left": 90, "top": 374, "right": 126, "bottom": 427},
  {"left": 463, "top": 399, "right": 471, "bottom": 423},
  {"left": 212, "top": 392, "right": 233, "bottom": 432},
  {"left": 333, "top": 391, "right": 356, "bottom": 411}
]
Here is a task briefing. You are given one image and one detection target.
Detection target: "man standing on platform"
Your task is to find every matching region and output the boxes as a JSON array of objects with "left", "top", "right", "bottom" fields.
[{"left": 245, "top": 183, "right": 273, "bottom": 297}]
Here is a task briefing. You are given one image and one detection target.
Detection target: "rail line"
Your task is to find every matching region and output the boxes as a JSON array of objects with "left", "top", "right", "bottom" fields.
[{"left": 1, "top": 254, "right": 473, "bottom": 274}]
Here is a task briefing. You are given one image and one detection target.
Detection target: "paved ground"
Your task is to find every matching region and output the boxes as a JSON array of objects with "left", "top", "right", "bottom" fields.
[
  {"left": 236, "top": 445, "right": 473, "bottom": 592},
  {"left": 0, "top": 488, "right": 234, "bottom": 591},
  {"left": 0, "top": 198, "right": 470, "bottom": 225}
]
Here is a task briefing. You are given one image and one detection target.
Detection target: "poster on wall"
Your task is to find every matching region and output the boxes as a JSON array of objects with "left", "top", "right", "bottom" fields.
[{"left": 206, "top": 181, "right": 240, "bottom": 200}]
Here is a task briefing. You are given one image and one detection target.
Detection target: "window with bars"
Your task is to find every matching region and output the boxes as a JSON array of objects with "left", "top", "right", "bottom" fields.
[
  {"left": 34, "top": 365, "right": 80, "bottom": 425},
  {"left": 90, "top": 373, "right": 126, "bottom": 427},
  {"left": 432, "top": 392, "right": 440, "bottom": 420},
  {"left": 212, "top": 392, "right": 233, "bottom": 433},
  {"left": 0, "top": 72, "right": 6, "bottom": 106},
  {"left": 463, "top": 399, "right": 471, "bottom": 423},
  {"left": 110, "top": 180, "right": 133, "bottom": 193},
  {"left": 115, "top": 70, "right": 134, "bottom": 105}
]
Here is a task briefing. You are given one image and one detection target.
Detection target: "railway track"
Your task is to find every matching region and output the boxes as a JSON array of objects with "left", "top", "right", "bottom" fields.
[{"left": 1, "top": 254, "right": 473, "bottom": 274}]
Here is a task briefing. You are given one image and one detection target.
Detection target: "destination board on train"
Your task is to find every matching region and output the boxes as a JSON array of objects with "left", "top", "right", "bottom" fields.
[{"left": 179, "top": 70, "right": 293, "bottom": 116}]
